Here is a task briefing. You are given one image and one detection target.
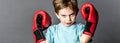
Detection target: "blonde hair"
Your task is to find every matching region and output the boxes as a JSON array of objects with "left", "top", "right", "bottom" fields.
[{"left": 53, "top": 0, "right": 79, "bottom": 13}]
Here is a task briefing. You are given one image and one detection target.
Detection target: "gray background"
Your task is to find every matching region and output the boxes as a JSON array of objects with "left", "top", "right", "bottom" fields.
[{"left": 0, "top": 0, "right": 120, "bottom": 43}]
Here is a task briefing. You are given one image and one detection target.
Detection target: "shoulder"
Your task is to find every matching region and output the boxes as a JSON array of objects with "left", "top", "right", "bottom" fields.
[
  {"left": 74, "top": 22, "right": 85, "bottom": 36},
  {"left": 47, "top": 24, "right": 58, "bottom": 32},
  {"left": 75, "top": 22, "right": 85, "bottom": 27},
  {"left": 74, "top": 22, "right": 85, "bottom": 31}
]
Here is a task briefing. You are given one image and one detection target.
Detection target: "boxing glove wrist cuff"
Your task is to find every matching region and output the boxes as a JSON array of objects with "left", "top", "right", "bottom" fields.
[
  {"left": 84, "top": 22, "right": 92, "bottom": 37},
  {"left": 83, "top": 31, "right": 92, "bottom": 37}
]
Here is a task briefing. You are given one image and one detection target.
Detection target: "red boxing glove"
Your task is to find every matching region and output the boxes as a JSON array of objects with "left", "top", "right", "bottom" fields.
[
  {"left": 81, "top": 3, "right": 99, "bottom": 37},
  {"left": 33, "top": 10, "right": 51, "bottom": 43}
]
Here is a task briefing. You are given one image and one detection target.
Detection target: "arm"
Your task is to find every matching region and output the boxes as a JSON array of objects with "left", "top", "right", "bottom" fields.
[
  {"left": 33, "top": 10, "right": 51, "bottom": 43},
  {"left": 80, "top": 2, "right": 98, "bottom": 43},
  {"left": 80, "top": 34, "right": 91, "bottom": 43}
]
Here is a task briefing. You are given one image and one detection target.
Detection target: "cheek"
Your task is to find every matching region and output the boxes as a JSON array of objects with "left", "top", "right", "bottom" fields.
[
  {"left": 59, "top": 16, "right": 65, "bottom": 22},
  {"left": 71, "top": 16, "right": 76, "bottom": 21}
]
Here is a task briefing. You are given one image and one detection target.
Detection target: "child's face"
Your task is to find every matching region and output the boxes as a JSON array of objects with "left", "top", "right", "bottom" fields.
[{"left": 56, "top": 7, "right": 77, "bottom": 27}]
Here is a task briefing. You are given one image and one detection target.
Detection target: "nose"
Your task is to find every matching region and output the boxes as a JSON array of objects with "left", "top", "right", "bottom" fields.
[{"left": 66, "top": 16, "right": 71, "bottom": 21}]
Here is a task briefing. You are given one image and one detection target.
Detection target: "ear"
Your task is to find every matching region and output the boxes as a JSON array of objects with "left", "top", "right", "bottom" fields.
[{"left": 54, "top": 12, "right": 60, "bottom": 19}]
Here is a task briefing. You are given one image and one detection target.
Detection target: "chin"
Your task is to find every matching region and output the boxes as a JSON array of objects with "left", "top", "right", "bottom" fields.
[{"left": 65, "top": 24, "right": 72, "bottom": 27}]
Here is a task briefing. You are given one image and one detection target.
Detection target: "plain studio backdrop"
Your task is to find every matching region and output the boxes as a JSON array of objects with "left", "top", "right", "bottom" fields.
[{"left": 0, "top": 0, "right": 120, "bottom": 43}]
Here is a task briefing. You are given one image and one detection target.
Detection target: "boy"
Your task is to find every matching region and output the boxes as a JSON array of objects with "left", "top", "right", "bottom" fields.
[
  {"left": 45, "top": 0, "right": 91, "bottom": 43},
  {"left": 33, "top": 0, "right": 99, "bottom": 43}
]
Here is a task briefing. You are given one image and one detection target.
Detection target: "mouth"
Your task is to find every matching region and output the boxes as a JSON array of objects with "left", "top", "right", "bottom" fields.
[
  {"left": 62, "top": 22, "right": 73, "bottom": 27},
  {"left": 66, "top": 22, "right": 72, "bottom": 25}
]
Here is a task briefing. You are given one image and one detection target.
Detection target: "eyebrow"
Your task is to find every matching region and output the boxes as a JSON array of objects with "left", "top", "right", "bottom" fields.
[{"left": 70, "top": 13, "right": 75, "bottom": 15}]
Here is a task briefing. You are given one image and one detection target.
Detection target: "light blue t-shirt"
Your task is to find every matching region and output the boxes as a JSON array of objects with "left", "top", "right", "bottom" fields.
[{"left": 46, "top": 22, "right": 85, "bottom": 43}]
